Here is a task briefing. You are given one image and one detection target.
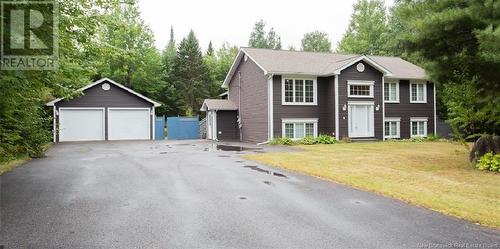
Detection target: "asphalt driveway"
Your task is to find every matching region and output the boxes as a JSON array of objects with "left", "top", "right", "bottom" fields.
[{"left": 1, "top": 140, "right": 499, "bottom": 248}]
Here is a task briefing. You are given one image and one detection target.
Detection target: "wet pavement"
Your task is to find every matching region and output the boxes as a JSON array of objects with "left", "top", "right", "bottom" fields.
[{"left": 1, "top": 140, "right": 499, "bottom": 248}]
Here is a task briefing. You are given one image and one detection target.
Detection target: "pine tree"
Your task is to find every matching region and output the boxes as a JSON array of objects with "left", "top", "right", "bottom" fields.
[
  {"left": 248, "top": 20, "right": 282, "bottom": 49},
  {"left": 206, "top": 41, "right": 214, "bottom": 56},
  {"left": 159, "top": 26, "right": 179, "bottom": 116},
  {"left": 173, "top": 30, "right": 210, "bottom": 116}
]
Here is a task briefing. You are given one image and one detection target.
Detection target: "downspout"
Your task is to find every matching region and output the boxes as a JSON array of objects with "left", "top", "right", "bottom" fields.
[
  {"left": 238, "top": 71, "right": 242, "bottom": 141},
  {"left": 334, "top": 74, "right": 339, "bottom": 141}
]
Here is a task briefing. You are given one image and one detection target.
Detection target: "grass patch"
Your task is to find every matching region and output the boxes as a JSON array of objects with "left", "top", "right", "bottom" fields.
[
  {"left": 243, "top": 141, "right": 500, "bottom": 228},
  {"left": 0, "top": 156, "right": 30, "bottom": 175}
]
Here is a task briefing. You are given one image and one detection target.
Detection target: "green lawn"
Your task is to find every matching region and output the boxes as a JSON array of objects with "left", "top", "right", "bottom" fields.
[{"left": 244, "top": 141, "right": 500, "bottom": 228}]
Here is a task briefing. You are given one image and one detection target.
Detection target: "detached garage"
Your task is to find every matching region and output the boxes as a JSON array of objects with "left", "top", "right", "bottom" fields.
[{"left": 46, "top": 78, "right": 161, "bottom": 142}]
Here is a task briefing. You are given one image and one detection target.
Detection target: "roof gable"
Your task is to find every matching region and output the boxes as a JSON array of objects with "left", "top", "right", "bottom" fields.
[{"left": 46, "top": 78, "right": 161, "bottom": 107}]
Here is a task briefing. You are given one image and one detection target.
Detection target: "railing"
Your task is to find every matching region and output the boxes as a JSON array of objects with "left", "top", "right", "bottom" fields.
[{"left": 199, "top": 117, "right": 207, "bottom": 139}]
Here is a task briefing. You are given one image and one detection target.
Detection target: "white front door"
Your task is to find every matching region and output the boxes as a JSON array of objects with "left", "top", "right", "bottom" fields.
[
  {"left": 348, "top": 103, "right": 374, "bottom": 138},
  {"left": 108, "top": 108, "right": 150, "bottom": 140}
]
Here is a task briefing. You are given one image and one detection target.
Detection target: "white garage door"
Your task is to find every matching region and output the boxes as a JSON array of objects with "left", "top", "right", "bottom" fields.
[
  {"left": 108, "top": 108, "right": 150, "bottom": 140},
  {"left": 59, "top": 108, "right": 105, "bottom": 142}
]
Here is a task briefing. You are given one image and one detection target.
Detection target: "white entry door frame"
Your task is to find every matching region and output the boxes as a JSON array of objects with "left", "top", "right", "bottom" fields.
[{"left": 348, "top": 101, "right": 375, "bottom": 138}]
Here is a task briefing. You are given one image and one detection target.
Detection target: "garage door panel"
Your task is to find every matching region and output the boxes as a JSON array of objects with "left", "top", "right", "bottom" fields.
[
  {"left": 108, "top": 109, "right": 150, "bottom": 140},
  {"left": 59, "top": 109, "right": 104, "bottom": 142}
]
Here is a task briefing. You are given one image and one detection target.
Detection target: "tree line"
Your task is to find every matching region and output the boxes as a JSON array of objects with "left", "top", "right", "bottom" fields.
[{"left": 1, "top": 0, "right": 498, "bottom": 164}]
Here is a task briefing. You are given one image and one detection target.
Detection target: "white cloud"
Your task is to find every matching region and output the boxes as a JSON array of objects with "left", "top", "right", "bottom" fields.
[{"left": 138, "top": 0, "right": 394, "bottom": 51}]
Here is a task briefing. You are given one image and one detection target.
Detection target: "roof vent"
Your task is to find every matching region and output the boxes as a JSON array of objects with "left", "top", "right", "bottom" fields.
[
  {"left": 102, "top": 83, "right": 111, "bottom": 91},
  {"left": 356, "top": 63, "right": 365, "bottom": 72}
]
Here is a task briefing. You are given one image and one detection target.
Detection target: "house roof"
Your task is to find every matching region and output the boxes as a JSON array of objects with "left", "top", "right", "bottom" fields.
[
  {"left": 222, "top": 47, "right": 427, "bottom": 87},
  {"left": 200, "top": 99, "right": 238, "bottom": 111},
  {"left": 45, "top": 78, "right": 161, "bottom": 107}
]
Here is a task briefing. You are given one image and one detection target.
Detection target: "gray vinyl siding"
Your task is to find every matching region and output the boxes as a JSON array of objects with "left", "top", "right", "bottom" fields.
[
  {"left": 55, "top": 81, "right": 154, "bottom": 141},
  {"left": 384, "top": 80, "right": 435, "bottom": 138},
  {"left": 227, "top": 58, "right": 268, "bottom": 143},
  {"left": 338, "top": 62, "right": 384, "bottom": 139},
  {"left": 272, "top": 75, "right": 335, "bottom": 138},
  {"left": 216, "top": 111, "right": 239, "bottom": 141}
]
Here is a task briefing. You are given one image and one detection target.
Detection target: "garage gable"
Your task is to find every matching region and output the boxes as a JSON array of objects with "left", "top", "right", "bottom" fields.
[{"left": 47, "top": 78, "right": 159, "bottom": 108}]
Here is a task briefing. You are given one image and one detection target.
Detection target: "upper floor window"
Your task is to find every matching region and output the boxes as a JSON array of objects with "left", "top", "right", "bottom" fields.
[
  {"left": 410, "top": 82, "right": 427, "bottom": 103},
  {"left": 347, "top": 80, "right": 374, "bottom": 98},
  {"left": 282, "top": 77, "right": 317, "bottom": 105},
  {"left": 384, "top": 82, "right": 399, "bottom": 103}
]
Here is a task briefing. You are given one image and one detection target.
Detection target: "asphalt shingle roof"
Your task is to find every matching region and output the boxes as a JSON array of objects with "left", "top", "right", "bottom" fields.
[
  {"left": 200, "top": 99, "right": 238, "bottom": 111},
  {"left": 241, "top": 47, "right": 427, "bottom": 80}
]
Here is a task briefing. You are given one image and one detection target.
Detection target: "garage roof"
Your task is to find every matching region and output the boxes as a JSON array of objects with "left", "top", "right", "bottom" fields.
[{"left": 46, "top": 78, "right": 161, "bottom": 107}]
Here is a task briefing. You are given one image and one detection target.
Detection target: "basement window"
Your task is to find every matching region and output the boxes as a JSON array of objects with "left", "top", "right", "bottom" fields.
[{"left": 282, "top": 119, "right": 318, "bottom": 139}]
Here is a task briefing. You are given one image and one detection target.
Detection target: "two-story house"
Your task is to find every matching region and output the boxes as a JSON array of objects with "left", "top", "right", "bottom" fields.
[{"left": 201, "top": 47, "right": 436, "bottom": 143}]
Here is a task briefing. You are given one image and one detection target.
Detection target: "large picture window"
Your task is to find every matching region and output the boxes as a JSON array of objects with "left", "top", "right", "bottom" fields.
[
  {"left": 282, "top": 77, "right": 317, "bottom": 105},
  {"left": 410, "top": 82, "right": 427, "bottom": 103},
  {"left": 410, "top": 117, "right": 428, "bottom": 137},
  {"left": 384, "top": 82, "right": 399, "bottom": 102},
  {"left": 282, "top": 119, "right": 318, "bottom": 139},
  {"left": 347, "top": 80, "right": 374, "bottom": 98}
]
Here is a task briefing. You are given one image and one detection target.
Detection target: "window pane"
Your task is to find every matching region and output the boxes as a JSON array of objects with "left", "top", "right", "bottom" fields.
[
  {"left": 285, "top": 123, "right": 294, "bottom": 138},
  {"left": 305, "top": 80, "right": 314, "bottom": 102},
  {"left": 350, "top": 85, "right": 371, "bottom": 96},
  {"left": 390, "top": 83, "right": 397, "bottom": 100},
  {"left": 411, "top": 121, "right": 418, "bottom": 135},
  {"left": 305, "top": 123, "right": 314, "bottom": 136},
  {"left": 384, "top": 122, "right": 390, "bottom": 136},
  {"left": 391, "top": 122, "right": 397, "bottom": 136},
  {"left": 295, "top": 80, "right": 304, "bottom": 102},
  {"left": 417, "top": 84, "right": 424, "bottom": 101},
  {"left": 295, "top": 123, "right": 305, "bottom": 139},
  {"left": 285, "top": 79, "right": 294, "bottom": 102},
  {"left": 411, "top": 84, "right": 417, "bottom": 101},
  {"left": 418, "top": 121, "right": 425, "bottom": 135},
  {"left": 384, "top": 83, "right": 389, "bottom": 101}
]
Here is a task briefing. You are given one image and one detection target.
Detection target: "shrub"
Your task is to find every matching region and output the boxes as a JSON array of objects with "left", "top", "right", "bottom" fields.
[
  {"left": 475, "top": 152, "right": 500, "bottom": 172},
  {"left": 269, "top": 137, "right": 295, "bottom": 145},
  {"left": 315, "top": 134, "right": 337, "bottom": 144},
  {"left": 426, "top": 133, "right": 441, "bottom": 141},
  {"left": 298, "top": 136, "right": 317, "bottom": 145}
]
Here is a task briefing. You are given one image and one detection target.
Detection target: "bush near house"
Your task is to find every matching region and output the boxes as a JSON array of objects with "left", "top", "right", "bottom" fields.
[
  {"left": 475, "top": 152, "right": 500, "bottom": 172},
  {"left": 269, "top": 135, "right": 337, "bottom": 146}
]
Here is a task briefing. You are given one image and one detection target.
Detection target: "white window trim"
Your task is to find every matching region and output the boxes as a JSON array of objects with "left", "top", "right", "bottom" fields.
[
  {"left": 384, "top": 117, "right": 401, "bottom": 139},
  {"left": 410, "top": 117, "right": 428, "bottom": 137},
  {"left": 347, "top": 80, "right": 374, "bottom": 98},
  {"left": 409, "top": 81, "right": 427, "bottom": 103},
  {"left": 281, "top": 118, "right": 318, "bottom": 139},
  {"left": 384, "top": 82, "right": 400, "bottom": 103},
  {"left": 281, "top": 76, "right": 318, "bottom": 106}
]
